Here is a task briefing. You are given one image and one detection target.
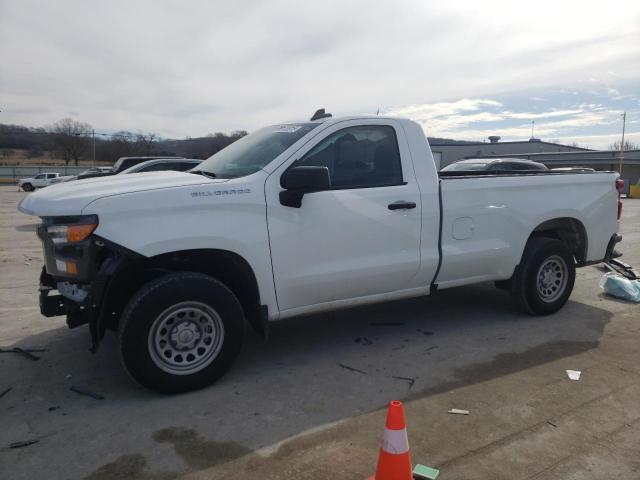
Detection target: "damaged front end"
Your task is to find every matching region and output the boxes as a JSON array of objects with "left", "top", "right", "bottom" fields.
[{"left": 37, "top": 215, "right": 142, "bottom": 351}]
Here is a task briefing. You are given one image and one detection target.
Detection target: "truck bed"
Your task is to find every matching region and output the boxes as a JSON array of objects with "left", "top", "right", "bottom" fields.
[{"left": 434, "top": 171, "right": 619, "bottom": 290}]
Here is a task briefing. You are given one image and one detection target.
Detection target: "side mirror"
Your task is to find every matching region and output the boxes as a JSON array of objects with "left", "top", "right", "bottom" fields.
[{"left": 280, "top": 166, "right": 331, "bottom": 208}]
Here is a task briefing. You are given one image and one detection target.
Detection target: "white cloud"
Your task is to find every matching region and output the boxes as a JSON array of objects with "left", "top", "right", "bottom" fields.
[
  {"left": 385, "top": 94, "right": 635, "bottom": 148},
  {"left": 0, "top": 0, "right": 639, "bottom": 137},
  {"left": 504, "top": 109, "right": 585, "bottom": 120},
  {"left": 385, "top": 99, "right": 503, "bottom": 120},
  {"left": 556, "top": 132, "right": 640, "bottom": 150}
]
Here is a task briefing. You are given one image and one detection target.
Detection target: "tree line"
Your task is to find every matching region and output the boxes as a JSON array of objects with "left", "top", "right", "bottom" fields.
[
  {"left": 609, "top": 140, "right": 640, "bottom": 152},
  {"left": 0, "top": 118, "right": 247, "bottom": 165}
]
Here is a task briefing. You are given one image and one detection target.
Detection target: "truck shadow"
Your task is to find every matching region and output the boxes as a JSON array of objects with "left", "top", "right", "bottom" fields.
[{"left": 2, "top": 282, "right": 612, "bottom": 479}]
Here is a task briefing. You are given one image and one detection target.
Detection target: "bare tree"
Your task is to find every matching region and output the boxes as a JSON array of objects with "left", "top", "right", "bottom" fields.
[
  {"left": 111, "top": 131, "right": 133, "bottom": 143},
  {"left": 609, "top": 140, "right": 640, "bottom": 151},
  {"left": 101, "top": 131, "right": 136, "bottom": 163},
  {"left": 0, "top": 149, "right": 13, "bottom": 161},
  {"left": 49, "top": 118, "right": 92, "bottom": 165},
  {"left": 135, "top": 133, "right": 157, "bottom": 155},
  {"left": 1, "top": 120, "right": 248, "bottom": 164}
]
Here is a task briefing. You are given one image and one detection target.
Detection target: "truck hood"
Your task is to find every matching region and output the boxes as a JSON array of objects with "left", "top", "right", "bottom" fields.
[{"left": 18, "top": 171, "right": 228, "bottom": 217}]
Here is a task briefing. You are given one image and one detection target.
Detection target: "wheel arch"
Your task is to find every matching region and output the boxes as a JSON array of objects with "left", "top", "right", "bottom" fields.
[
  {"left": 527, "top": 217, "right": 588, "bottom": 264},
  {"left": 101, "top": 248, "right": 265, "bottom": 337}
]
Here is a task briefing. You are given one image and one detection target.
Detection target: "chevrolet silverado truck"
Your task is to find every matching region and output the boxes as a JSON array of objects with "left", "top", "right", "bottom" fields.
[{"left": 18, "top": 110, "right": 624, "bottom": 393}]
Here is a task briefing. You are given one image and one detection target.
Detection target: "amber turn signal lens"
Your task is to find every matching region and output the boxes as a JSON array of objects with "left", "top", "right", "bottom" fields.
[
  {"left": 65, "top": 261, "right": 78, "bottom": 275},
  {"left": 67, "top": 224, "right": 97, "bottom": 243}
]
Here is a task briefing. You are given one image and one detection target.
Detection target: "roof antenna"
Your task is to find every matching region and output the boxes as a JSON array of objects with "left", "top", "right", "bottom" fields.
[{"left": 310, "top": 108, "right": 332, "bottom": 121}]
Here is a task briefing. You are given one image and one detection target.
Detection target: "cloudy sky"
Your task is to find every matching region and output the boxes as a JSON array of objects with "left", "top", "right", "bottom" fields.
[{"left": 1, "top": 0, "right": 639, "bottom": 148}]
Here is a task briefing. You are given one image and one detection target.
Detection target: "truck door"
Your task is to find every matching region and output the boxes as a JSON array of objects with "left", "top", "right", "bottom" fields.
[
  {"left": 33, "top": 174, "right": 47, "bottom": 187},
  {"left": 265, "top": 119, "right": 422, "bottom": 313}
]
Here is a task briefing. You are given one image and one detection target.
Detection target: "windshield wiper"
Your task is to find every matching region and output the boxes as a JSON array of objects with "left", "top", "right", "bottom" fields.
[{"left": 190, "top": 170, "right": 217, "bottom": 179}]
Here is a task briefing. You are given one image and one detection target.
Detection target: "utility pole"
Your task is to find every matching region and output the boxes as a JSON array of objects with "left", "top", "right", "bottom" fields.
[
  {"left": 92, "top": 129, "right": 96, "bottom": 165},
  {"left": 619, "top": 112, "right": 626, "bottom": 176},
  {"left": 531, "top": 120, "right": 535, "bottom": 139}
]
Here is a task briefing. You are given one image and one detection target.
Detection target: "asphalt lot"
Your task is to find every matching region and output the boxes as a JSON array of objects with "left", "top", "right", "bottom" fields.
[{"left": 1, "top": 184, "right": 639, "bottom": 480}]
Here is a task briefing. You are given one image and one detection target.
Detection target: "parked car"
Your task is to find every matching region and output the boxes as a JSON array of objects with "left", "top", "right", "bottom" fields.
[
  {"left": 79, "top": 167, "right": 113, "bottom": 176},
  {"left": 440, "top": 158, "right": 548, "bottom": 173},
  {"left": 118, "top": 158, "right": 202, "bottom": 174},
  {"left": 18, "top": 173, "right": 62, "bottom": 191},
  {"left": 75, "top": 157, "right": 186, "bottom": 180},
  {"left": 18, "top": 111, "right": 623, "bottom": 393},
  {"left": 62, "top": 166, "right": 124, "bottom": 182},
  {"left": 50, "top": 175, "right": 78, "bottom": 185}
]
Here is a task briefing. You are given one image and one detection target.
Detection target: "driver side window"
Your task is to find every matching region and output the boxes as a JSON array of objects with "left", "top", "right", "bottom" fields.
[{"left": 296, "top": 125, "right": 403, "bottom": 189}]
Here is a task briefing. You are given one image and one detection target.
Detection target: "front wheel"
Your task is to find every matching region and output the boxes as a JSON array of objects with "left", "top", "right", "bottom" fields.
[
  {"left": 118, "top": 272, "right": 244, "bottom": 393},
  {"left": 513, "top": 237, "right": 575, "bottom": 315},
  {"left": 22, "top": 183, "right": 34, "bottom": 192}
]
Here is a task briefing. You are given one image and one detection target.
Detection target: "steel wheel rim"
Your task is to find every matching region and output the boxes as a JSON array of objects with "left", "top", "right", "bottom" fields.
[
  {"left": 536, "top": 255, "right": 568, "bottom": 303},
  {"left": 148, "top": 301, "right": 224, "bottom": 375}
]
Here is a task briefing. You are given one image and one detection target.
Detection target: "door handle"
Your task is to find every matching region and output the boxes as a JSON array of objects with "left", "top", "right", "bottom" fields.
[{"left": 388, "top": 201, "right": 417, "bottom": 210}]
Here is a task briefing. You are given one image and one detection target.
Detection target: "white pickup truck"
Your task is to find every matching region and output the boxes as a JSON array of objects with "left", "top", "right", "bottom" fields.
[
  {"left": 18, "top": 111, "right": 624, "bottom": 393},
  {"left": 18, "top": 172, "right": 63, "bottom": 191}
]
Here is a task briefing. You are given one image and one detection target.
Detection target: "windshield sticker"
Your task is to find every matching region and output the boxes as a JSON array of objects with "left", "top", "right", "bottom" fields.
[{"left": 274, "top": 125, "right": 301, "bottom": 133}]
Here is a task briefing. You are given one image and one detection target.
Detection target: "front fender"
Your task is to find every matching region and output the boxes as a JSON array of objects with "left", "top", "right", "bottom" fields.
[{"left": 80, "top": 174, "right": 279, "bottom": 318}]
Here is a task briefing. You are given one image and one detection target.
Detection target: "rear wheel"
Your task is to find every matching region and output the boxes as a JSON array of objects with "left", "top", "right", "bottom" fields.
[
  {"left": 22, "top": 183, "right": 34, "bottom": 192},
  {"left": 513, "top": 237, "right": 575, "bottom": 315},
  {"left": 118, "top": 272, "right": 244, "bottom": 393}
]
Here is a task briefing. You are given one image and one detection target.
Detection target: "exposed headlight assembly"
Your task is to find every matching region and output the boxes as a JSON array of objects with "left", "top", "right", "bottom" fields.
[
  {"left": 47, "top": 222, "right": 98, "bottom": 244},
  {"left": 39, "top": 215, "right": 99, "bottom": 277}
]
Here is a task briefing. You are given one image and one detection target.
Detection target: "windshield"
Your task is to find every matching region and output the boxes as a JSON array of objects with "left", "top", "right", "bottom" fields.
[
  {"left": 441, "top": 161, "right": 489, "bottom": 172},
  {"left": 196, "top": 123, "right": 320, "bottom": 178}
]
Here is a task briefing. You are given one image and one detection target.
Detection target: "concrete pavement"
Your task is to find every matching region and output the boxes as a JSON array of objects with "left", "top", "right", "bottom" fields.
[{"left": 1, "top": 185, "right": 638, "bottom": 479}]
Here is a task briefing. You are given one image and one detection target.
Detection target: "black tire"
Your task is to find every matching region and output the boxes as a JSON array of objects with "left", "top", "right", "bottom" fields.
[
  {"left": 22, "top": 183, "right": 34, "bottom": 192},
  {"left": 118, "top": 272, "right": 244, "bottom": 393},
  {"left": 513, "top": 237, "right": 575, "bottom": 315}
]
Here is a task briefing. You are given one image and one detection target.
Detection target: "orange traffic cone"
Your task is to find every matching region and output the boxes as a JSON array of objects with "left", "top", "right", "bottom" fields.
[{"left": 368, "top": 400, "right": 413, "bottom": 480}]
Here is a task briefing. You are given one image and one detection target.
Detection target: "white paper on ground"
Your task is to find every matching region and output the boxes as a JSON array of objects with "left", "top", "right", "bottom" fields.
[
  {"left": 448, "top": 408, "right": 470, "bottom": 415},
  {"left": 566, "top": 369, "right": 581, "bottom": 381}
]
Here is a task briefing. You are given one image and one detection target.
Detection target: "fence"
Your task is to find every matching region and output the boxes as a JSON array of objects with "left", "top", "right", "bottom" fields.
[{"left": 0, "top": 166, "right": 90, "bottom": 183}]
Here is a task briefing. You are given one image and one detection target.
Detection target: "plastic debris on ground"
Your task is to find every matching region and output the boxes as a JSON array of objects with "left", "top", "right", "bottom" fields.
[
  {"left": 448, "top": 408, "right": 469, "bottom": 415},
  {"left": 69, "top": 386, "right": 105, "bottom": 400},
  {"left": 599, "top": 272, "right": 640, "bottom": 303},
  {"left": 413, "top": 463, "right": 440, "bottom": 479},
  {"left": 566, "top": 370, "right": 581, "bottom": 381}
]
